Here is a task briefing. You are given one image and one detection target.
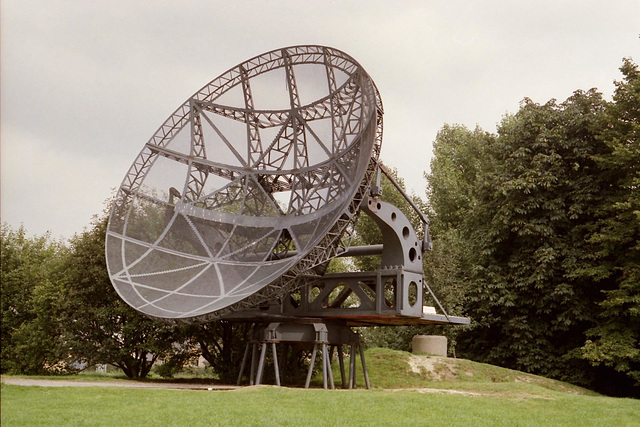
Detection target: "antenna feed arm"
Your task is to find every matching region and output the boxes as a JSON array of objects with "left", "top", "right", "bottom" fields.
[
  {"left": 422, "top": 223, "right": 433, "bottom": 253},
  {"left": 377, "top": 163, "right": 430, "bottom": 225},
  {"left": 376, "top": 162, "right": 433, "bottom": 253},
  {"left": 370, "top": 164, "right": 383, "bottom": 197}
]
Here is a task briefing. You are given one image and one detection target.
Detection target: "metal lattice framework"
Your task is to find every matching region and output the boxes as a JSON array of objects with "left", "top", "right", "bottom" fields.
[{"left": 106, "top": 46, "right": 383, "bottom": 322}]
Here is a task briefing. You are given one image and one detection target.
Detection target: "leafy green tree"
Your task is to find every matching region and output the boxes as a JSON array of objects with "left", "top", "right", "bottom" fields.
[
  {"left": 579, "top": 58, "right": 640, "bottom": 386},
  {"left": 426, "top": 125, "right": 492, "bottom": 236},
  {"left": 58, "top": 213, "right": 188, "bottom": 379},
  {"left": 458, "top": 90, "right": 609, "bottom": 383},
  {"left": 425, "top": 62, "right": 640, "bottom": 396},
  {"left": 189, "top": 321, "right": 253, "bottom": 383},
  {"left": 421, "top": 125, "right": 494, "bottom": 354},
  {"left": 1, "top": 224, "right": 69, "bottom": 374}
]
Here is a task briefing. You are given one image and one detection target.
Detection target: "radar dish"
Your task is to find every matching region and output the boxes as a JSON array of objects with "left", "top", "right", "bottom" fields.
[{"left": 106, "top": 46, "right": 383, "bottom": 322}]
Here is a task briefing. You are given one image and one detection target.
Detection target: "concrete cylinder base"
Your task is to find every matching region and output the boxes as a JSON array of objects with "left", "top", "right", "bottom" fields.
[{"left": 412, "top": 335, "right": 447, "bottom": 357}]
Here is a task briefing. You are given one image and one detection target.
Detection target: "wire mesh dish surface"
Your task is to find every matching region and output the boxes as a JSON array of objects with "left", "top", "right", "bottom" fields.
[{"left": 106, "top": 45, "right": 383, "bottom": 321}]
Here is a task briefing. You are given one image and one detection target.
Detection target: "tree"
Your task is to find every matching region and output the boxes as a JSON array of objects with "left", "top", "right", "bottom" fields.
[
  {"left": 457, "top": 90, "right": 610, "bottom": 384},
  {"left": 426, "top": 125, "right": 492, "bottom": 236},
  {"left": 58, "top": 213, "right": 188, "bottom": 379},
  {"left": 424, "top": 70, "right": 640, "bottom": 395},
  {"left": 422, "top": 125, "right": 494, "bottom": 354},
  {"left": 189, "top": 321, "right": 253, "bottom": 383},
  {"left": 422, "top": 60, "right": 640, "bottom": 396},
  {"left": 1, "top": 224, "right": 69, "bottom": 374},
  {"left": 579, "top": 58, "right": 640, "bottom": 387}
]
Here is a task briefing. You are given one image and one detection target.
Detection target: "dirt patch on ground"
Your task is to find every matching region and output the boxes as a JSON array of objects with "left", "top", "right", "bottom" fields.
[
  {"left": 387, "top": 387, "right": 553, "bottom": 399},
  {"left": 408, "top": 355, "right": 437, "bottom": 374},
  {"left": 391, "top": 387, "right": 482, "bottom": 396},
  {"left": 407, "top": 355, "right": 457, "bottom": 381}
]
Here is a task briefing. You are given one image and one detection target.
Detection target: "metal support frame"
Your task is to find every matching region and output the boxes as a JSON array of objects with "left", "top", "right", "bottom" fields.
[
  {"left": 228, "top": 193, "right": 469, "bottom": 326},
  {"left": 237, "top": 321, "right": 369, "bottom": 389},
  {"left": 231, "top": 172, "right": 468, "bottom": 388}
]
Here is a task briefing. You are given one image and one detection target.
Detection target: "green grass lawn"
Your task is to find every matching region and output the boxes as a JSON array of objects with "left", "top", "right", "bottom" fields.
[
  {"left": 2, "top": 348, "right": 639, "bottom": 426},
  {"left": 3, "top": 384, "right": 639, "bottom": 426}
]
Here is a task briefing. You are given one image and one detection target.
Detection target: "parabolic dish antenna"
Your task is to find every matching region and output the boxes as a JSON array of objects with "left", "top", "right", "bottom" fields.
[{"left": 106, "top": 46, "right": 383, "bottom": 322}]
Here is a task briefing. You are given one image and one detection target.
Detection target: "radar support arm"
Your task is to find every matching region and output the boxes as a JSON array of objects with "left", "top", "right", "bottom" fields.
[{"left": 377, "top": 163, "right": 432, "bottom": 252}]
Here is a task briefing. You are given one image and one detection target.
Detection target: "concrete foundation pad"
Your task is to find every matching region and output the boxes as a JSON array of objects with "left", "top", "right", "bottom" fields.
[{"left": 412, "top": 335, "right": 447, "bottom": 357}]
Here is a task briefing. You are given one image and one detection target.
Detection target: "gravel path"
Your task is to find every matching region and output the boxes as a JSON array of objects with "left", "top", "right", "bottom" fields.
[
  {"left": 1, "top": 378, "right": 553, "bottom": 398},
  {"left": 1, "top": 377, "right": 236, "bottom": 390}
]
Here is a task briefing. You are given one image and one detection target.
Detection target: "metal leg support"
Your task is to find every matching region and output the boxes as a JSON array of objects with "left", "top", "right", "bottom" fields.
[
  {"left": 305, "top": 344, "right": 318, "bottom": 389},
  {"left": 238, "top": 322, "right": 368, "bottom": 389},
  {"left": 321, "top": 344, "right": 328, "bottom": 389},
  {"left": 272, "top": 342, "right": 281, "bottom": 386},
  {"left": 249, "top": 342, "right": 258, "bottom": 385},
  {"left": 324, "top": 343, "right": 335, "bottom": 389},
  {"left": 337, "top": 345, "right": 346, "bottom": 388},
  {"left": 359, "top": 344, "right": 370, "bottom": 390},
  {"left": 237, "top": 342, "right": 251, "bottom": 386},
  {"left": 349, "top": 344, "right": 356, "bottom": 389},
  {"left": 255, "top": 343, "right": 267, "bottom": 385}
]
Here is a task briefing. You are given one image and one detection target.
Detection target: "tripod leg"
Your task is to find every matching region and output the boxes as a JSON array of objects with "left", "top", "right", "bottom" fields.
[
  {"left": 305, "top": 344, "right": 318, "bottom": 389},
  {"left": 255, "top": 343, "right": 267, "bottom": 385},
  {"left": 359, "top": 345, "right": 370, "bottom": 390},
  {"left": 324, "top": 343, "right": 335, "bottom": 389},
  {"left": 349, "top": 344, "right": 356, "bottom": 389},
  {"left": 272, "top": 342, "right": 281, "bottom": 386},
  {"left": 249, "top": 342, "right": 257, "bottom": 386},
  {"left": 337, "top": 345, "right": 346, "bottom": 388},
  {"left": 237, "top": 342, "right": 250, "bottom": 386}
]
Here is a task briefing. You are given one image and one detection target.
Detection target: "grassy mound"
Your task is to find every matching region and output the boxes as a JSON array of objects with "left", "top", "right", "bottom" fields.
[
  {"left": 3, "top": 347, "right": 597, "bottom": 397},
  {"left": 323, "top": 347, "right": 596, "bottom": 397}
]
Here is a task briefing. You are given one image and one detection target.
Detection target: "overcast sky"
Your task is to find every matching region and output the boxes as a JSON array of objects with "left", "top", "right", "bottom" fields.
[{"left": 2, "top": 1, "right": 639, "bottom": 239}]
